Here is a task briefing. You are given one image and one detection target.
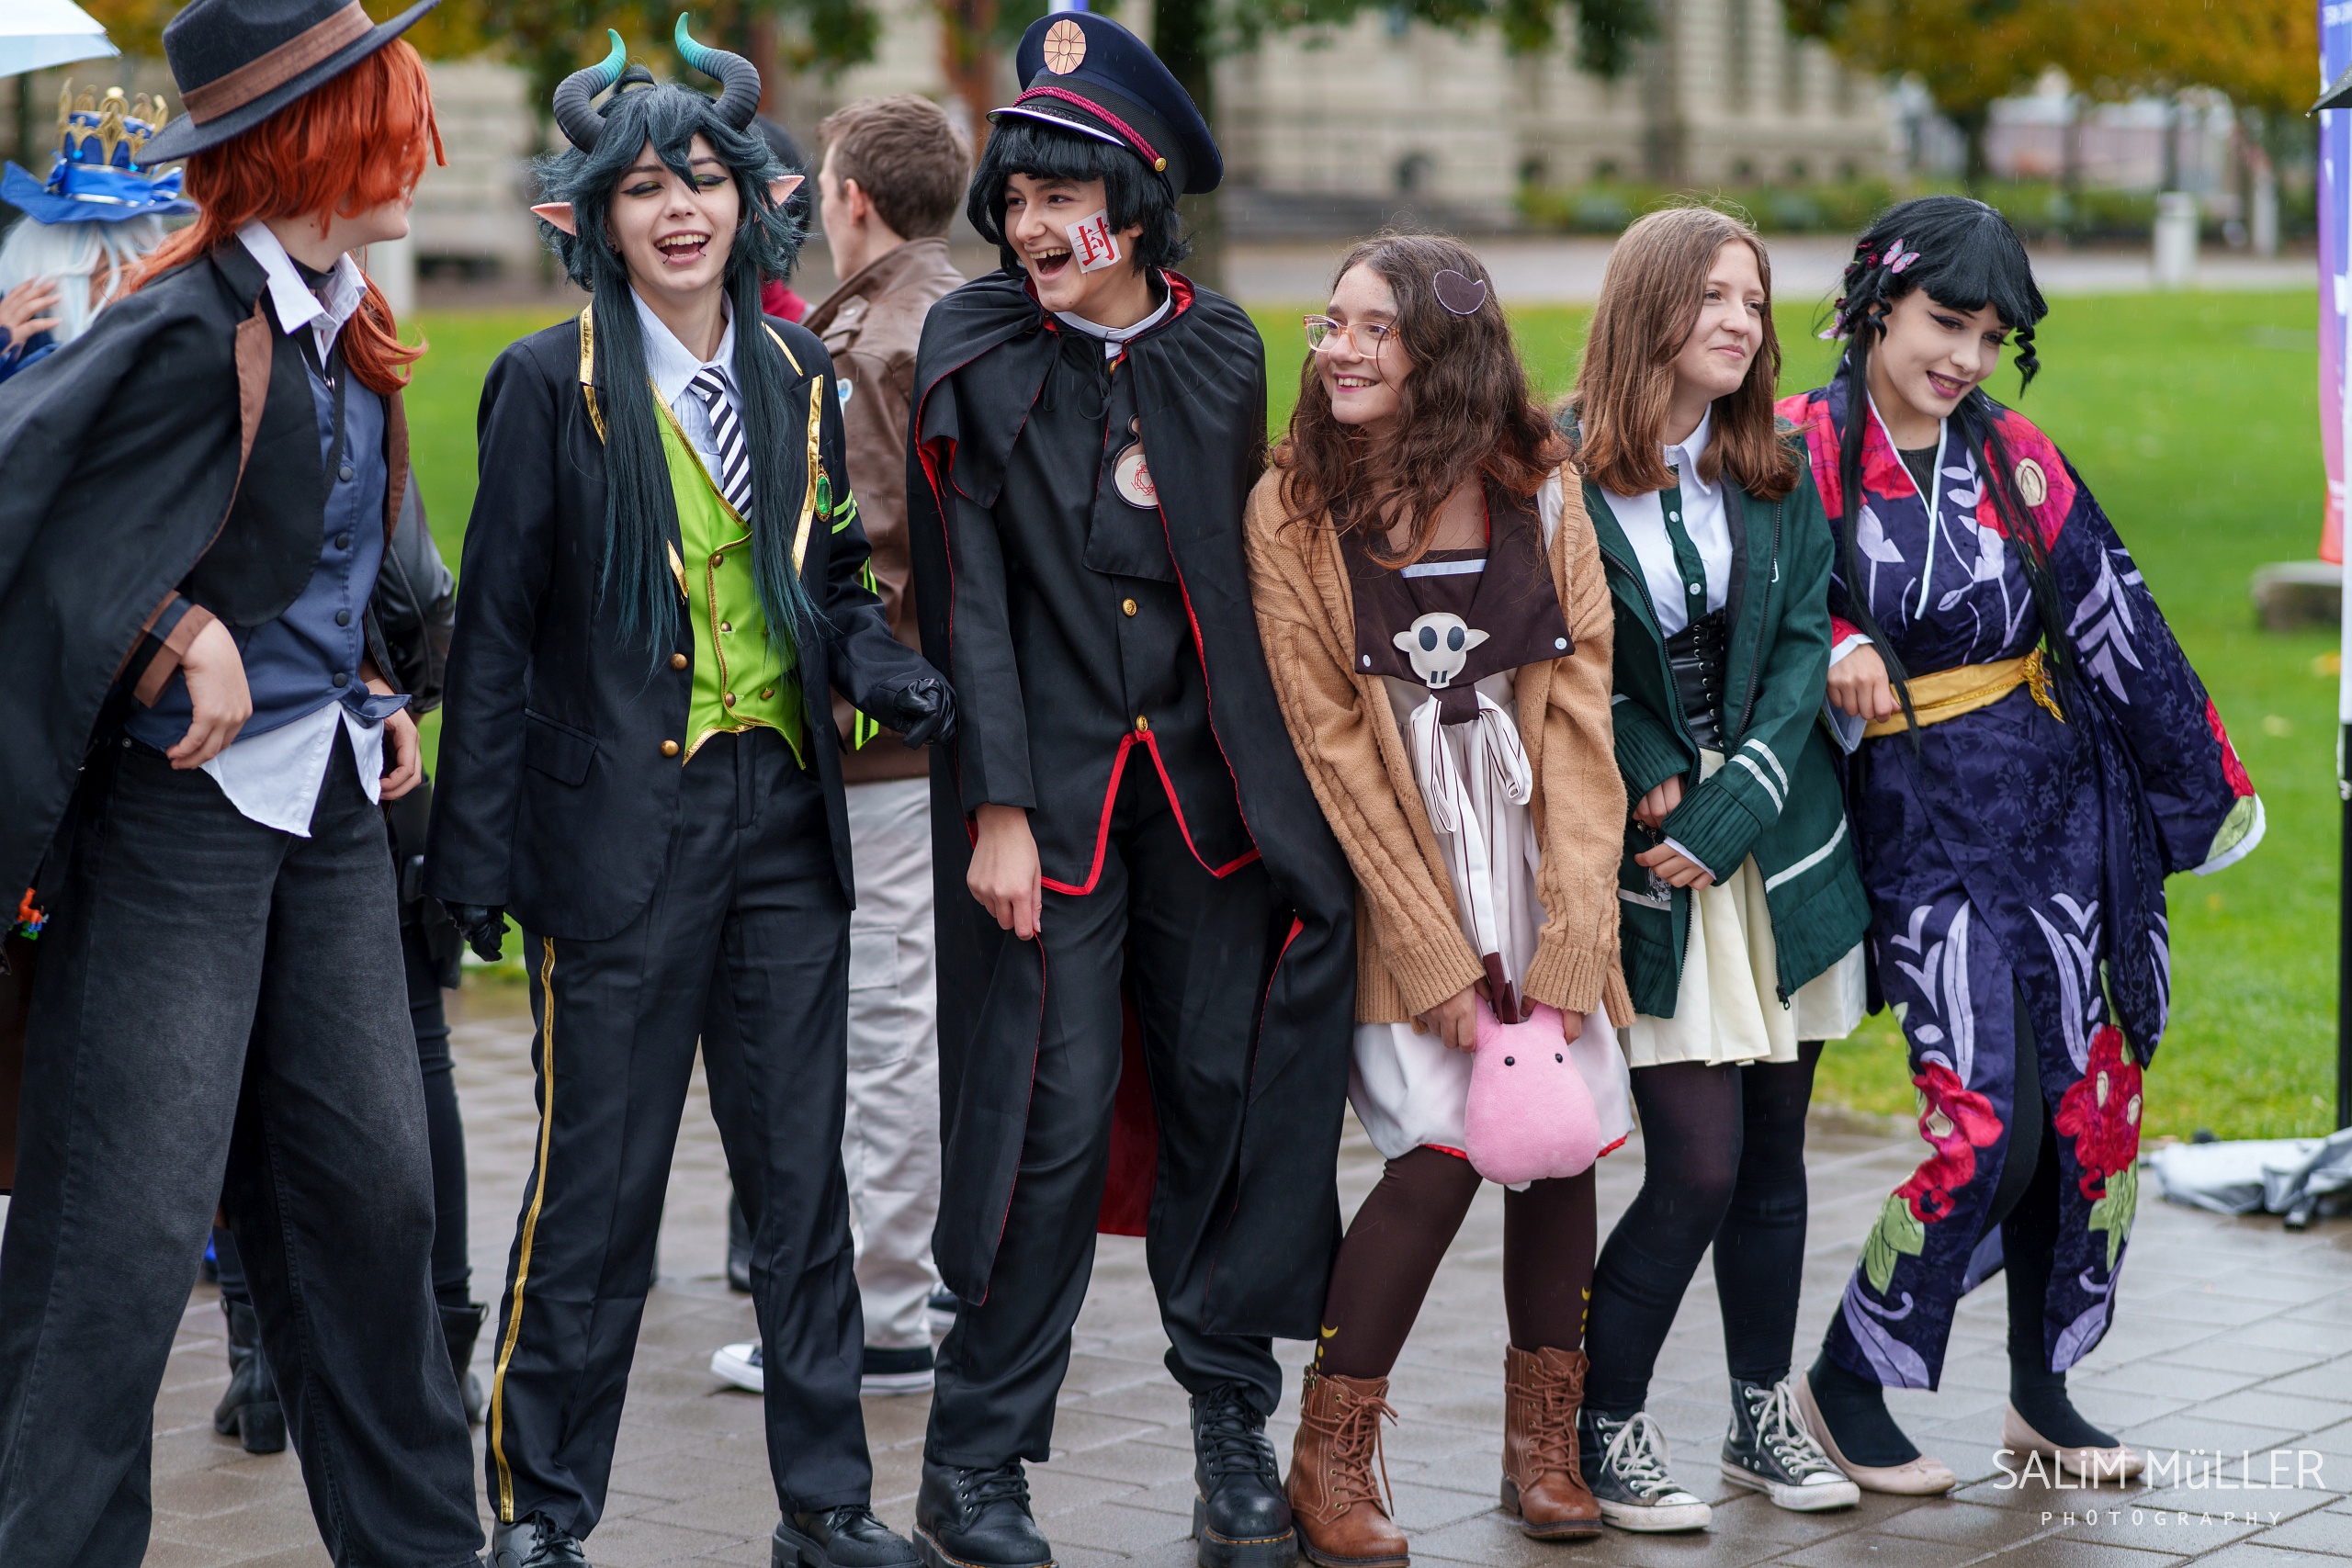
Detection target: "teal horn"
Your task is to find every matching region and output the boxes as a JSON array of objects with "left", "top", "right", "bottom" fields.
[
  {"left": 673, "top": 14, "right": 763, "bottom": 130},
  {"left": 552, "top": 29, "right": 629, "bottom": 151}
]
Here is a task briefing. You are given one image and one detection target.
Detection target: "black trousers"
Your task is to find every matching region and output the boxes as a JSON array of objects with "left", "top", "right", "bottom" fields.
[
  {"left": 218, "top": 918, "right": 470, "bottom": 1309},
  {"left": 0, "top": 736, "right": 481, "bottom": 1568},
  {"left": 487, "top": 729, "right": 870, "bottom": 1536},
  {"left": 927, "top": 765, "right": 1281, "bottom": 1470}
]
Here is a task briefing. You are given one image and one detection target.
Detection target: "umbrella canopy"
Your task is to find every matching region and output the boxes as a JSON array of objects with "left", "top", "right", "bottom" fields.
[{"left": 0, "top": 0, "right": 118, "bottom": 80}]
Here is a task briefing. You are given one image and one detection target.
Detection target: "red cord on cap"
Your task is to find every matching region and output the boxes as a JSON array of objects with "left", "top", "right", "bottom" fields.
[{"left": 1012, "top": 85, "right": 1169, "bottom": 175}]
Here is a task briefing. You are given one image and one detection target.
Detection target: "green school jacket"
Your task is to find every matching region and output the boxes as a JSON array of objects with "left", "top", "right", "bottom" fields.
[{"left": 1580, "top": 435, "right": 1870, "bottom": 1020}]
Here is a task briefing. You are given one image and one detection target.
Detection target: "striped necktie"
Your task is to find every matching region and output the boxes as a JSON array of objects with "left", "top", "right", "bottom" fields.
[{"left": 688, "top": 367, "right": 752, "bottom": 518}]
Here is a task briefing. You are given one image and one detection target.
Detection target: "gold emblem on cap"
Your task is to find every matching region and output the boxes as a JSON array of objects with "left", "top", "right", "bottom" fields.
[
  {"left": 2015, "top": 457, "right": 2048, "bottom": 509},
  {"left": 1153, "top": 157, "right": 1166, "bottom": 171},
  {"left": 1043, "top": 18, "right": 1086, "bottom": 73}
]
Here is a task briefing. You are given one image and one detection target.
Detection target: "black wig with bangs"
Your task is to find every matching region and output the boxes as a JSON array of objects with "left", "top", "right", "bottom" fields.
[
  {"left": 967, "top": 116, "right": 1188, "bottom": 276},
  {"left": 536, "top": 24, "right": 813, "bottom": 671},
  {"left": 1822, "top": 195, "right": 2057, "bottom": 735}
]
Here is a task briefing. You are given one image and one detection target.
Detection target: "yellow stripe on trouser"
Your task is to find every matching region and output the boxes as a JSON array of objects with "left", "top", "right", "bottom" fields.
[
  {"left": 490, "top": 936, "right": 560, "bottom": 1522},
  {"left": 1861, "top": 646, "right": 2064, "bottom": 739}
]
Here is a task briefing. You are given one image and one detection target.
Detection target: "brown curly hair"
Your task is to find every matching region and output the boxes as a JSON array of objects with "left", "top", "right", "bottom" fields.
[{"left": 1272, "top": 232, "right": 1565, "bottom": 567}]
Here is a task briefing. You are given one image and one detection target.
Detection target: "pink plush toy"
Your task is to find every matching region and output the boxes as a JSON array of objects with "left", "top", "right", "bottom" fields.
[{"left": 1464, "top": 1001, "right": 1601, "bottom": 1185}]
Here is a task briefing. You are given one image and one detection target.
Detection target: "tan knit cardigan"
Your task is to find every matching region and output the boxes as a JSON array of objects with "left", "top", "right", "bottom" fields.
[{"left": 1244, "top": 465, "right": 1634, "bottom": 1028}]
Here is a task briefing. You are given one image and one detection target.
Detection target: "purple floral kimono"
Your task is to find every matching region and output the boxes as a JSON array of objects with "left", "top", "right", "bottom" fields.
[{"left": 1779, "top": 381, "right": 2260, "bottom": 1389}]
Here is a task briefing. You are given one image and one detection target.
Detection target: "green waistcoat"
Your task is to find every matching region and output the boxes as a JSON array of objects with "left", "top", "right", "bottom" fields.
[{"left": 655, "top": 403, "right": 804, "bottom": 764}]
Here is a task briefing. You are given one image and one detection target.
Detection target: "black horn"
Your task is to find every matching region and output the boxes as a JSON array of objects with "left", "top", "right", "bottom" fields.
[
  {"left": 553, "top": 29, "right": 628, "bottom": 152},
  {"left": 673, "top": 15, "right": 762, "bottom": 130}
]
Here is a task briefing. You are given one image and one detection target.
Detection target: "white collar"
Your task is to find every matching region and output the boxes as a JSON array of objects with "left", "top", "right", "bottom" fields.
[
  {"left": 236, "top": 220, "right": 368, "bottom": 359},
  {"left": 632, "top": 287, "right": 736, "bottom": 407},
  {"left": 1663, "top": 405, "right": 1714, "bottom": 479},
  {"left": 1056, "top": 276, "right": 1173, "bottom": 357}
]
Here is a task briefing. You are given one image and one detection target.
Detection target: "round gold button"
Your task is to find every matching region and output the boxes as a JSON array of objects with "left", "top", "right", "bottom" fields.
[
  {"left": 1122, "top": 598, "right": 1138, "bottom": 616},
  {"left": 723, "top": 693, "right": 737, "bottom": 707},
  {"left": 671, "top": 652, "right": 688, "bottom": 670},
  {"left": 759, "top": 688, "right": 775, "bottom": 700},
  {"left": 661, "top": 739, "right": 681, "bottom": 757},
  {"left": 1134, "top": 715, "right": 1150, "bottom": 733},
  {"left": 719, "top": 621, "right": 732, "bottom": 634},
  {"left": 709, "top": 551, "right": 725, "bottom": 568}
]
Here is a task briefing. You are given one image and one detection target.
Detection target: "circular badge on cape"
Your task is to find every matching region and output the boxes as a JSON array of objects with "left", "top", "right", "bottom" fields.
[
  {"left": 1043, "top": 18, "right": 1087, "bottom": 73},
  {"left": 836, "top": 377, "right": 854, "bottom": 406},
  {"left": 2014, "top": 456, "right": 2049, "bottom": 509},
  {"left": 1114, "top": 442, "right": 1158, "bottom": 509}
]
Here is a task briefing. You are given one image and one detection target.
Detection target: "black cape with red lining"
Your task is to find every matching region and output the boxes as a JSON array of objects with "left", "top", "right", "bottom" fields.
[{"left": 905, "top": 268, "right": 1355, "bottom": 1337}]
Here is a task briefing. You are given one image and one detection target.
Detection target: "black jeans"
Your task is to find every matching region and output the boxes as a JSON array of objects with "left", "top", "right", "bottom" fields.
[
  {"left": 926, "top": 765, "right": 1282, "bottom": 1470},
  {"left": 218, "top": 916, "right": 470, "bottom": 1311},
  {"left": 0, "top": 735, "right": 481, "bottom": 1568},
  {"left": 487, "top": 729, "right": 871, "bottom": 1536}
]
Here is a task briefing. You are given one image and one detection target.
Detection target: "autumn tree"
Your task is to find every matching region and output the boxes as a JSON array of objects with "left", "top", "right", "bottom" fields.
[{"left": 1788, "top": 0, "right": 2068, "bottom": 191}]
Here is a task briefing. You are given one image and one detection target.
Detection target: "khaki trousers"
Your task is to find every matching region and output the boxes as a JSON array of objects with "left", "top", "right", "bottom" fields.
[{"left": 842, "top": 777, "right": 944, "bottom": 1348}]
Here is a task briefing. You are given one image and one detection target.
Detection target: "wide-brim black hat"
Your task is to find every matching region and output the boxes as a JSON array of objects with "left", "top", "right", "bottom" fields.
[
  {"left": 137, "top": 0, "right": 438, "bottom": 165},
  {"left": 991, "top": 12, "right": 1220, "bottom": 197}
]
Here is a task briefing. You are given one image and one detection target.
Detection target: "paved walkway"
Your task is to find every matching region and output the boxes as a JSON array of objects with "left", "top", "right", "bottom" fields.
[{"left": 111, "top": 982, "right": 2352, "bottom": 1567}]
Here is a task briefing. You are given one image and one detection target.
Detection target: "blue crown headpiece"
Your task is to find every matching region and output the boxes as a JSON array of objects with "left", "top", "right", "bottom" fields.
[{"left": 0, "top": 82, "right": 197, "bottom": 225}]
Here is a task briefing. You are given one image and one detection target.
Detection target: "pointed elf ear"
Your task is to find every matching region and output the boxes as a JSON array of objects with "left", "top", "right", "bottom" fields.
[
  {"left": 769, "top": 174, "right": 803, "bottom": 209},
  {"left": 532, "top": 202, "right": 578, "bottom": 236}
]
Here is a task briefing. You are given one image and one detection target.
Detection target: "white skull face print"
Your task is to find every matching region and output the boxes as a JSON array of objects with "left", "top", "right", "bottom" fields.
[{"left": 1393, "top": 612, "right": 1490, "bottom": 689}]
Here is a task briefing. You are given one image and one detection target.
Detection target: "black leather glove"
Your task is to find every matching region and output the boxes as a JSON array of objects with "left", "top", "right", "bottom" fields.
[
  {"left": 884, "top": 674, "right": 956, "bottom": 750},
  {"left": 445, "top": 903, "right": 507, "bottom": 964}
]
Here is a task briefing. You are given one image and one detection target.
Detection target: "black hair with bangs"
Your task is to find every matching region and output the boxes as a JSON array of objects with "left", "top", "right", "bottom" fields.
[
  {"left": 967, "top": 116, "right": 1188, "bottom": 276},
  {"left": 1822, "top": 195, "right": 2060, "bottom": 738},
  {"left": 535, "top": 68, "right": 812, "bottom": 671}
]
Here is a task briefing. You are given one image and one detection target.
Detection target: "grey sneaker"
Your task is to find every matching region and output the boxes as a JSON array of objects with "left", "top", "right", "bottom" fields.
[
  {"left": 1577, "top": 1410, "right": 1710, "bottom": 1532},
  {"left": 1721, "top": 1377, "right": 1861, "bottom": 1512}
]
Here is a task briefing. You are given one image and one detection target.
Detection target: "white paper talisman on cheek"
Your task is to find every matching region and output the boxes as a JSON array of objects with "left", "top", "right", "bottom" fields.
[{"left": 1068, "top": 209, "right": 1123, "bottom": 273}]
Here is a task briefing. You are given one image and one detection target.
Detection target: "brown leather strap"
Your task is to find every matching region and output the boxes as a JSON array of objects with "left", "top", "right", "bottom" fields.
[
  {"left": 132, "top": 604, "right": 219, "bottom": 707},
  {"left": 182, "top": 3, "right": 372, "bottom": 123}
]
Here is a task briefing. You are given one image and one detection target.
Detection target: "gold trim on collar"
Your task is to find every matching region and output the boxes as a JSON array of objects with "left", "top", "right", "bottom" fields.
[{"left": 577, "top": 305, "right": 605, "bottom": 442}]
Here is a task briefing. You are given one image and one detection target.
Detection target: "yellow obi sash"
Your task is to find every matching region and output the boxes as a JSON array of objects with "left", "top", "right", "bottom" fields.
[{"left": 1862, "top": 646, "right": 2064, "bottom": 739}]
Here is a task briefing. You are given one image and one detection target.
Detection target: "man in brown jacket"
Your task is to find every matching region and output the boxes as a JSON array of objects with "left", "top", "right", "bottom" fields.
[{"left": 708, "top": 93, "right": 969, "bottom": 1402}]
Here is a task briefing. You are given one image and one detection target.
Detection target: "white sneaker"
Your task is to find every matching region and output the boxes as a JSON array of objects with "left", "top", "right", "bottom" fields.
[{"left": 710, "top": 1341, "right": 763, "bottom": 1393}]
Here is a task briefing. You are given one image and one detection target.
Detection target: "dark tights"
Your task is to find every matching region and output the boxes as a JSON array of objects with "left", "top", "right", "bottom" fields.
[
  {"left": 1582, "top": 1043, "right": 1822, "bottom": 1418},
  {"left": 218, "top": 922, "right": 470, "bottom": 1312},
  {"left": 1809, "top": 987, "right": 2113, "bottom": 1464},
  {"left": 1315, "top": 1146, "right": 1597, "bottom": 1379}
]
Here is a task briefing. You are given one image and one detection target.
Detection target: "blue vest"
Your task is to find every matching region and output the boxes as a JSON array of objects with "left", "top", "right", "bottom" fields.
[{"left": 130, "top": 355, "right": 401, "bottom": 747}]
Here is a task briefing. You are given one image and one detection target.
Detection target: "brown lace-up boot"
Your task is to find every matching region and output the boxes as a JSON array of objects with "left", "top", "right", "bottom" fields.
[
  {"left": 1285, "top": 1370, "right": 1408, "bottom": 1568},
  {"left": 1500, "top": 1346, "right": 1602, "bottom": 1540}
]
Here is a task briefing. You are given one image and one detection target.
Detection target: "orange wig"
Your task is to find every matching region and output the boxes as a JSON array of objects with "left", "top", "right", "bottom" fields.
[{"left": 132, "top": 40, "right": 444, "bottom": 395}]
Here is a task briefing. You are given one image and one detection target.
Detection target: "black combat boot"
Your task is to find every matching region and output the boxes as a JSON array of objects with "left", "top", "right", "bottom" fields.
[
  {"left": 1191, "top": 1384, "right": 1297, "bottom": 1568},
  {"left": 212, "top": 1298, "right": 285, "bottom": 1454},
  {"left": 775, "top": 1505, "right": 920, "bottom": 1568},
  {"left": 491, "top": 1513, "right": 589, "bottom": 1568},
  {"left": 913, "top": 1459, "right": 1054, "bottom": 1568},
  {"left": 440, "top": 1300, "right": 488, "bottom": 1425}
]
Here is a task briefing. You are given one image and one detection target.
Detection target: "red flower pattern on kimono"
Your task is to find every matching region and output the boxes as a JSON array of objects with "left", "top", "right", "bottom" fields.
[
  {"left": 1894, "top": 1065, "right": 2005, "bottom": 1222},
  {"left": 2053, "top": 1024, "right": 2143, "bottom": 1200}
]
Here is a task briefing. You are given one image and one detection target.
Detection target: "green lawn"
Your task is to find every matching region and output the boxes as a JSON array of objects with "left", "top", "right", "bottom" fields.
[{"left": 407, "top": 291, "right": 2340, "bottom": 1138}]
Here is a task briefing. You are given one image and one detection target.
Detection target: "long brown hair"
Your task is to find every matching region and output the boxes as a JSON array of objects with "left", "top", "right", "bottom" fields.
[
  {"left": 130, "top": 42, "right": 442, "bottom": 395},
  {"left": 1273, "top": 232, "right": 1565, "bottom": 567},
  {"left": 1566, "top": 206, "right": 1795, "bottom": 501}
]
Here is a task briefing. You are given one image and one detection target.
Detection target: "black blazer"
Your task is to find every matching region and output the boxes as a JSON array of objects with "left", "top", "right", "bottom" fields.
[
  {"left": 0, "top": 240, "right": 404, "bottom": 900},
  {"left": 425, "top": 311, "right": 935, "bottom": 942}
]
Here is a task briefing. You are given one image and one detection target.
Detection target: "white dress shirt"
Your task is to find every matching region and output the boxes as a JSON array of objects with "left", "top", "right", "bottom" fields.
[
  {"left": 633, "top": 287, "right": 740, "bottom": 488},
  {"left": 195, "top": 223, "right": 384, "bottom": 837},
  {"left": 1056, "top": 278, "right": 1173, "bottom": 359},
  {"left": 1599, "top": 407, "right": 1734, "bottom": 639}
]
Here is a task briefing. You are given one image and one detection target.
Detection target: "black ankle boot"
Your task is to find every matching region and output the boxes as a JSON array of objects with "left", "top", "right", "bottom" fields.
[
  {"left": 492, "top": 1514, "right": 589, "bottom": 1568},
  {"left": 776, "top": 1505, "right": 919, "bottom": 1568},
  {"left": 213, "top": 1299, "right": 286, "bottom": 1454},
  {"left": 441, "top": 1301, "right": 488, "bottom": 1426},
  {"left": 1190, "top": 1385, "right": 1295, "bottom": 1568},
  {"left": 913, "top": 1459, "right": 1052, "bottom": 1568}
]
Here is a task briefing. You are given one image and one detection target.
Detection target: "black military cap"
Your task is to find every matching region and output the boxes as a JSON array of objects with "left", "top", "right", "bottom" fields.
[{"left": 992, "top": 12, "right": 1222, "bottom": 197}]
